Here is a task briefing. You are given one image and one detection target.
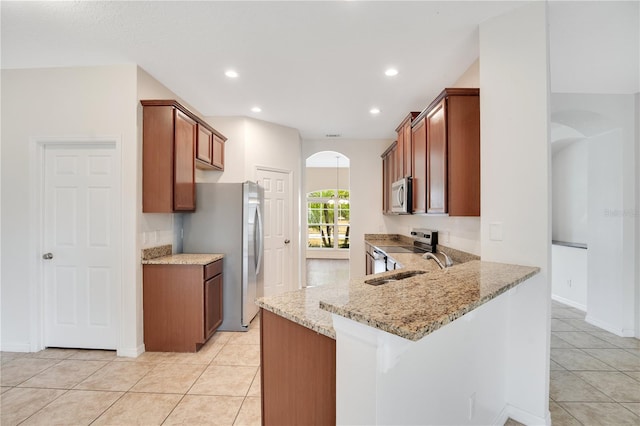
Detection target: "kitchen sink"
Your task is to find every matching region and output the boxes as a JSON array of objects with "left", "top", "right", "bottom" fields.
[{"left": 364, "top": 270, "right": 426, "bottom": 286}]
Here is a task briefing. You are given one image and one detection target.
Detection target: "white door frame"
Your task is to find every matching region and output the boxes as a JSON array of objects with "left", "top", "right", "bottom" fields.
[
  {"left": 29, "top": 136, "right": 123, "bottom": 352},
  {"left": 255, "top": 165, "right": 296, "bottom": 293}
]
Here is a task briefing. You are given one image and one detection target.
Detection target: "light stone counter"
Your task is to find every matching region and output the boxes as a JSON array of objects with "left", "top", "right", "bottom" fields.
[
  {"left": 142, "top": 253, "right": 224, "bottom": 265},
  {"left": 258, "top": 238, "right": 539, "bottom": 341}
]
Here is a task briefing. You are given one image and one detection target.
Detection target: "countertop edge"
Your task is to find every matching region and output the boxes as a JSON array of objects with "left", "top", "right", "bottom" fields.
[
  {"left": 142, "top": 253, "right": 224, "bottom": 265},
  {"left": 257, "top": 302, "right": 336, "bottom": 339}
]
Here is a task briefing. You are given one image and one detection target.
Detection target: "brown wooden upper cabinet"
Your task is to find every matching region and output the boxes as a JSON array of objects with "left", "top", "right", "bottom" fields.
[
  {"left": 196, "top": 123, "right": 226, "bottom": 171},
  {"left": 395, "top": 112, "right": 420, "bottom": 179},
  {"left": 141, "top": 100, "right": 227, "bottom": 213},
  {"left": 412, "top": 88, "right": 480, "bottom": 216}
]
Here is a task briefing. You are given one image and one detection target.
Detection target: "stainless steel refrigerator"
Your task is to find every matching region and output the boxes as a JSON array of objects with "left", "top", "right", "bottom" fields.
[{"left": 182, "top": 182, "right": 264, "bottom": 331}]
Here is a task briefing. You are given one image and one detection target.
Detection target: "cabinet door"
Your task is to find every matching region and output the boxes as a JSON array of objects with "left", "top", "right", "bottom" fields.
[
  {"left": 411, "top": 118, "right": 427, "bottom": 214},
  {"left": 426, "top": 99, "right": 447, "bottom": 214},
  {"left": 196, "top": 124, "right": 213, "bottom": 165},
  {"left": 212, "top": 134, "right": 225, "bottom": 170},
  {"left": 204, "top": 274, "right": 223, "bottom": 340},
  {"left": 173, "top": 109, "right": 197, "bottom": 211}
]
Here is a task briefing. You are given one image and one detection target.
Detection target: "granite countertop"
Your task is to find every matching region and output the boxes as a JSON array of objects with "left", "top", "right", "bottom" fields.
[
  {"left": 141, "top": 244, "right": 224, "bottom": 265},
  {"left": 142, "top": 253, "right": 224, "bottom": 265},
  {"left": 258, "top": 237, "right": 539, "bottom": 342}
]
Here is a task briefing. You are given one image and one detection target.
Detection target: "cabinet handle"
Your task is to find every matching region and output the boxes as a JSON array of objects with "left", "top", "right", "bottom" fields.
[
  {"left": 42, "top": 253, "right": 54, "bottom": 260},
  {"left": 284, "top": 239, "right": 290, "bottom": 244}
]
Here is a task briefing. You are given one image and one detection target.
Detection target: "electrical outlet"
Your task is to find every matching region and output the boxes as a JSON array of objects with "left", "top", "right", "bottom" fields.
[{"left": 489, "top": 222, "right": 503, "bottom": 241}]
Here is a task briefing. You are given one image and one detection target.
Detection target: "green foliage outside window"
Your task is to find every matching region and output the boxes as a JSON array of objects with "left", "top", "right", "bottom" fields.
[{"left": 308, "top": 189, "right": 350, "bottom": 249}]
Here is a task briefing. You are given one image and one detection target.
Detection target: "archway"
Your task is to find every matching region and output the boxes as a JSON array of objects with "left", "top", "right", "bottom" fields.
[{"left": 304, "top": 151, "right": 350, "bottom": 287}]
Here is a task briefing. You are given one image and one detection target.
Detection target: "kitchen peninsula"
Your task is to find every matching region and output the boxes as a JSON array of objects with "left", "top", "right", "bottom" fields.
[{"left": 257, "top": 236, "right": 540, "bottom": 425}]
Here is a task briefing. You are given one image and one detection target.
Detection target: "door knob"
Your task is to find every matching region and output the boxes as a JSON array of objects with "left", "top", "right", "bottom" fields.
[
  {"left": 42, "top": 253, "right": 54, "bottom": 260},
  {"left": 284, "top": 239, "right": 290, "bottom": 244}
]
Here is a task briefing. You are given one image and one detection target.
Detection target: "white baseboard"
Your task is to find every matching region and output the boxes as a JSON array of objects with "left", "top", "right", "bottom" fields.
[
  {"left": 117, "top": 343, "right": 145, "bottom": 358},
  {"left": 585, "top": 315, "right": 635, "bottom": 337},
  {"left": 0, "top": 342, "right": 32, "bottom": 353},
  {"left": 495, "top": 403, "right": 550, "bottom": 426},
  {"left": 551, "top": 294, "right": 586, "bottom": 312}
]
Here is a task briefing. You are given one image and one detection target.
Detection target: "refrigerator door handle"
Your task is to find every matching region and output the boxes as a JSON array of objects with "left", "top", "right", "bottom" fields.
[{"left": 254, "top": 206, "right": 264, "bottom": 276}]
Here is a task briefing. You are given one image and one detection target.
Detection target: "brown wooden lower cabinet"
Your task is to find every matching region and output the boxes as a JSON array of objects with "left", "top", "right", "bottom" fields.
[
  {"left": 143, "top": 260, "right": 223, "bottom": 352},
  {"left": 261, "top": 309, "right": 336, "bottom": 425}
]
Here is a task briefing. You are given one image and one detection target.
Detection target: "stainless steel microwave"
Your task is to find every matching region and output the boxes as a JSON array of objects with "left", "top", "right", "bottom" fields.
[{"left": 391, "top": 177, "right": 412, "bottom": 214}]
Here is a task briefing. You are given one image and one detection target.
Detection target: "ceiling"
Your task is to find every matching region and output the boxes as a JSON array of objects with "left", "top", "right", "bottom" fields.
[{"left": 1, "top": 1, "right": 638, "bottom": 140}]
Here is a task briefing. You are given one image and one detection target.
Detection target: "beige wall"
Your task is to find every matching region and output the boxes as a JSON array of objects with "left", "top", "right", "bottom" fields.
[
  {"left": 305, "top": 167, "right": 350, "bottom": 193},
  {"left": 452, "top": 58, "right": 479, "bottom": 88}
]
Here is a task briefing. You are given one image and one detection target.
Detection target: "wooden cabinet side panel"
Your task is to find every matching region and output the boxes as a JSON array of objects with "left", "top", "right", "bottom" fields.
[
  {"left": 382, "top": 155, "right": 389, "bottom": 213},
  {"left": 411, "top": 118, "right": 427, "bottom": 214},
  {"left": 204, "top": 274, "right": 223, "bottom": 340},
  {"left": 261, "top": 309, "right": 336, "bottom": 426},
  {"left": 447, "top": 95, "right": 481, "bottom": 216},
  {"left": 143, "top": 106, "right": 175, "bottom": 212},
  {"left": 426, "top": 100, "right": 447, "bottom": 214},
  {"left": 396, "top": 130, "right": 405, "bottom": 179},
  {"left": 403, "top": 122, "right": 413, "bottom": 178},
  {"left": 143, "top": 265, "right": 204, "bottom": 352},
  {"left": 173, "top": 110, "right": 197, "bottom": 211}
]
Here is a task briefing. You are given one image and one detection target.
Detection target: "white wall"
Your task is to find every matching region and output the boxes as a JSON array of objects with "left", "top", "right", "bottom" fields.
[
  {"left": 552, "top": 93, "right": 637, "bottom": 337},
  {"left": 303, "top": 139, "right": 391, "bottom": 279},
  {"left": 1, "top": 65, "right": 138, "bottom": 353},
  {"left": 551, "top": 245, "right": 588, "bottom": 310},
  {"left": 381, "top": 58, "right": 482, "bottom": 256},
  {"left": 552, "top": 140, "right": 588, "bottom": 243},
  {"left": 479, "top": 2, "right": 551, "bottom": 424}
]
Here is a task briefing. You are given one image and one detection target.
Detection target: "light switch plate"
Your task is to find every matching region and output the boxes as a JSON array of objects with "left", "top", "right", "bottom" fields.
[{"left": 489, "top": 222, "right": 503, "bottom": 241}]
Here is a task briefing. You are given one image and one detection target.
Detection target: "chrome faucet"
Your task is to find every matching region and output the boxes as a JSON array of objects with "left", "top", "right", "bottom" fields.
[
  {"left": 439, "top": 250, "right": 454, "bottom": 267},
  {"left": 423, "top": 252, "right": 445, "bottom": 269},
  {"left": 422, "top": 251, "right": 454, "bottom": 269}
]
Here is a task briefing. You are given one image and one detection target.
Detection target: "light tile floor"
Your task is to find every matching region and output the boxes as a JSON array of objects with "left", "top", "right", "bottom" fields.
[
  {"left": 3, "top": 302, "right": 639, "bottom": 425},
  {"left": 0, "top": 315, "right": 261, "bottom": 426},
  {"left": 547, "top": 300, "right": 640, "bottom": 425},
  {"left": 306, "top": 258, "right": 350, "bottom": 287}
]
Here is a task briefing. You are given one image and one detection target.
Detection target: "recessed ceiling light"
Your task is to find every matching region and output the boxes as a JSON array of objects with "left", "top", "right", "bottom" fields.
[
  {"left": 225, "top": 70, "right": 238, "bottom": 78},
  {"left": 370, "top": 108, "right": 381, "bottom": 115},
  {"left": 251, "top": 106, "right": 262, "bottom": 113},
  {"left": 385, "top": 68, "right": 398, "bottom": 77}
]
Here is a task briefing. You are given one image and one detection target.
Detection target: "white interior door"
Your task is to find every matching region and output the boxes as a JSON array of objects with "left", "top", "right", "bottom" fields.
[
  {"left": 43, "top": 143, "right": 120, "bottom": 349},
  {"left": 257, "top": 169, "right": 291, "bottom": 297}
]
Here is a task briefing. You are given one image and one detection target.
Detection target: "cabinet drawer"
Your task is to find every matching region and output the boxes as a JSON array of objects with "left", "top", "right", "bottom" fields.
[{"left": 205, "top": 259, "right": 223, "bottom": 280}]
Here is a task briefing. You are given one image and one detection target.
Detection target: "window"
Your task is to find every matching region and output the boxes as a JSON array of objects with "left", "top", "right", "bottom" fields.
[{"left": 307, "top": 189, "right": 350, "bottom": 249}]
